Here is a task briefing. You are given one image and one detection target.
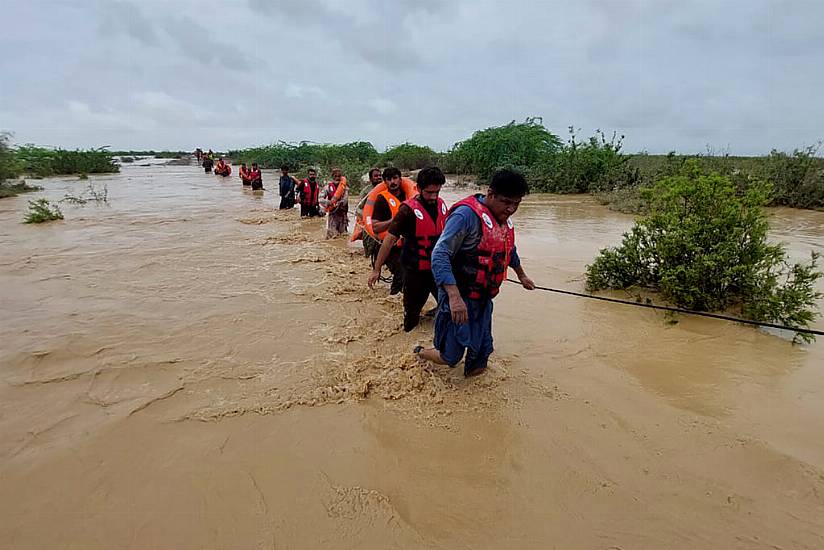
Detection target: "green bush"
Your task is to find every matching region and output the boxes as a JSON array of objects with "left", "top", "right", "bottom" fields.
[
  {"left": 24, "top": 198, "right": 63, "bottom": 223},
  {"left": 0, "top": 132, "right": 24, "bottom": 183},
  {"left": 14, "top": 145, "right": 118, "bottom": 176},
  {"left": 444, "top": 117, "right": 562, "bottom": 183},
  {"left": 530, "top": 128, "right": 639, "bottom": 193},
  {"left": 230, "top": 141, "right": 379, "bottom": 173},
  {"left": 381, "top": 143, "right": 439, "bottom": 170},
  {"left": 585, "top": 160, "right": 822, "bottom": 342},
  {"left": 764, "top": 145, "right": 824, "bottom": 209}
]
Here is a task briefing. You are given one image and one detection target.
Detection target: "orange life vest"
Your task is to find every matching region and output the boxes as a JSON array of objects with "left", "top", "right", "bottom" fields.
[{"left": 361, "top": 177, "right": 417, "bottom": 245}]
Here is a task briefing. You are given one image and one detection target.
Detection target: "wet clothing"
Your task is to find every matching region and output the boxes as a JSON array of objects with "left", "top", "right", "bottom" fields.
[
  {"left": 279, "top": 175, "right": 296, "bottom": 209},
  {"left": 433, "top": 289, "right": 494, "bottom": 375},
  {"left": 249, "top": 169, "right": 263, "bottom": 190},
  {"left": 386, "top": 198, "right": 445, "bottom": 331},
  {"left": 296, "top": 178, "right": 321, "bottom": 217},
  {"left": 430, "top": 194, "right": 520, "bottom": 375},
  {"left": 240, "top": 166, "right": 251, "bottom": 186},
  {"left": 403, "top": 270, "right": 438, "bottom": 332},
  {"left": 372, "top": 188, "right": 408, "bottom": 225},
  {"left": 356, "top": 183, "right": 379, "bottom": 255},
  {"left": 371, "top": 187, "right": 408, "bottom": 293},
  {"left": 202, "top": 158, "right": 214, "bottom": 173},
  {"left": 320, "top": 181, "right": 349, "bottom": 238}
]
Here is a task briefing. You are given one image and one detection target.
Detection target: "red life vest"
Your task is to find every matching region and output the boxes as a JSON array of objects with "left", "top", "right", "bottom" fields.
[
  {"left": 249, "top": 168, "right": 261, "bottom": 182},
  {"left": 449, "top": 194, "right": 515, "bottom": 300},
  {"left": 401, "top": 195, "right": 447, "bottom": 271},
  {"left": 300, "top": 178, "right": 320, "bottom": 207}
]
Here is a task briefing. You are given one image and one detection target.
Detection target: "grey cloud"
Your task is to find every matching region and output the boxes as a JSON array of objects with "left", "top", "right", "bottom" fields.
[
  {"left": 2, "top": 0, "right": 822, "bottom": 155},
  {"left": 98, "top": 0, "right": 160, "bottom": 47}
]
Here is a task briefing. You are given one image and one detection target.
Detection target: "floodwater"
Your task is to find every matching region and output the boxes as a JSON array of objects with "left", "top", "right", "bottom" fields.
[{"left": 1, "top": 161, "right": 823, "bottom": 549}]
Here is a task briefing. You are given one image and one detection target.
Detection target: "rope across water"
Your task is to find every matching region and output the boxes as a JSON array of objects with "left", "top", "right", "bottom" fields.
[{"left": 504, "top": 278, "right": 824, "bottom": 338}]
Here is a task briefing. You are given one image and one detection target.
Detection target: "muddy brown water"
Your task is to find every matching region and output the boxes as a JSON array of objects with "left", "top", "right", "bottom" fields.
[{"left": 2, "top": 162, "right": 824, "bottom": 549}]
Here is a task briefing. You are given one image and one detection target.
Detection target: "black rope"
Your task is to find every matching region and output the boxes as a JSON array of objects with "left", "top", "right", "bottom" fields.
[{"left": 504, "top": 278, "right": 824, "bottom": 337}]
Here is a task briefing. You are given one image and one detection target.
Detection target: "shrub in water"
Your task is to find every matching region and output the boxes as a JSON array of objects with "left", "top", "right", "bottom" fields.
[
  {"left": 24, "top": 198, "right": 63, "bottom": 223},
  {"left": 585, "top": 160, "right": 822, "bottom": 342}
]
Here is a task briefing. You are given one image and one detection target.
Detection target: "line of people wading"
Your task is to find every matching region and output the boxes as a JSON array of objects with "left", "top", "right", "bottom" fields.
[{"left": 191, "top": 148, "right": 536, "bottom": 377}]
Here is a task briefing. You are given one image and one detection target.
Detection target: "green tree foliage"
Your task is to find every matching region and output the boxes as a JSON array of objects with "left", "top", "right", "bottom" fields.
[
  {"left": 445, "top": 118, "right": 562, "bottom": 183},
  {"left": 381, "top": 143, "right": 440, "bottom": 170},
  {"left": 230, "top": 141, "right": 380, "bottom": 193},
  {"left": 14, "top": 145, "right": 118, "bottom": 176},
  {"left": 529, "top": 128, "right": 639, "bottom": 193},
  {"left": 0, "top": 133, "right": 41, "bottom": 198},
  {"left": 586, "top": 161, "right": 822, "bottom": 342},
  {"left": 764, "top": 145, "right": 824, "bottom": 209},
  {"left": 1, "top": 133, "right": 20, "bottom": 183}
]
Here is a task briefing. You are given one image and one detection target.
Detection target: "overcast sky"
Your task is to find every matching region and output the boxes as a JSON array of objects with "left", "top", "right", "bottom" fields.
[{"left": 1, "top": 0, "right": 821, "bottom": 154}]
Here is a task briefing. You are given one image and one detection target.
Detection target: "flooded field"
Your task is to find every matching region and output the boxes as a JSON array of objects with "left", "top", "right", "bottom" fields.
[{"left": 2, "top": 161, "right": 824, "bottom": 549}]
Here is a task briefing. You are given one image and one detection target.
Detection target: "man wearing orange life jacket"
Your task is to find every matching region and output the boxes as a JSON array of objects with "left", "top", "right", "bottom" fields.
[
  {"left": 368, "top": 167, "right": 447, "bottom": 331},
  {"left": 214, "top": 158, "right": 231, "bottom": 177},
  {"left": 416, "top": 169, "right": 536, "bottom": 377},
  {"left": 295, "top": 168, "right": 321, "bottom": 217},
  {"left": 369, "top": 166, "right": 408, "bottom": 294},
  {"left": 239, "top": 163, "right": 251, "bottom": 186},
  {"left": 319, "top": 168, "right": 348, "bottom": 238}
]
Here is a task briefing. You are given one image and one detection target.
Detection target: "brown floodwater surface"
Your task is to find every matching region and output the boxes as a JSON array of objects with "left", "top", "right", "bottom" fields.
[{"left": 1, "top": 162, "right": 824, "bottom": 549}]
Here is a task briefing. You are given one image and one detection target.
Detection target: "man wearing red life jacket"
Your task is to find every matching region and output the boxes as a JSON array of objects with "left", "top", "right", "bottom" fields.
[
  {"left": 249, "top": 163, "right": 263, "bottom": 190},
  {"left": 239, "top": 163, "right": 251, "bottom": 186},
  {"left": 368, "top": 167, "right": 447, "bottom": 332},
  {"left": 295, "top": 168, "right": 321, "bottom": 217},
  {"left": 416, "top": 169, "right": 535, "bottom": 377}
]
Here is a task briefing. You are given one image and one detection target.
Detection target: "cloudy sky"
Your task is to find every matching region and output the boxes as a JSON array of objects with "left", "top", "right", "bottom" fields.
[{"left": 1, "top": 0, "right": 821, "bottom": 154}]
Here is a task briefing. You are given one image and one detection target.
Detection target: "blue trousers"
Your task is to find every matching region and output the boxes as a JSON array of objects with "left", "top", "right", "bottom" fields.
[{"left": 433, "top": 288, "right": 494, "bottom": 375}]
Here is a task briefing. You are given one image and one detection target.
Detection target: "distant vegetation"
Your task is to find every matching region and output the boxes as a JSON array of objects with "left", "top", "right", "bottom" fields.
[
  {"left": 228, "top": 119, "right": 822, "bottom": 211},
  {"left": 0, "top": 133, "right": 40, "bottom": 198},
  {"left": 230, "top": 141, "right": 380, "bottom": 192},
  {"left": 14, "top": 145, "right": 118, "bottom": 177},
  {"left": 111, "top": 150, "right": 188, "bottom": 158}
]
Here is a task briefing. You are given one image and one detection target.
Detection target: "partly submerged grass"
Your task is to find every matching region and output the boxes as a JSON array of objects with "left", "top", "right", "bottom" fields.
[{"left": 24, "top": 198, "right": 63, "bottom": 223}]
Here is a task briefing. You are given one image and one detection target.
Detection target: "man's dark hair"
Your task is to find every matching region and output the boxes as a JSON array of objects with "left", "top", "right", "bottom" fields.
[
  {"left": 308, "top": 167, "right": 316, "bottom": 173},
  {"left": 382, "top": 167, "right": 401, "bottom": 181},
  {"left": 280, "top": 164, "right": 289, "bottom": 171},
  {"left": 489, "top": 169, "right": 529, "bottom": 198},
  {"left": 368, "top": 167, "right": 381, "bottom": 179},
  {"left": 417, "top": 166, "right": 445, "bottom": 189}
]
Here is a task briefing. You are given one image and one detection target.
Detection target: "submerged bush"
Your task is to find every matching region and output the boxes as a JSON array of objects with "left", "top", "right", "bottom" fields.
[
  {"left": 24, "top": 198, "right": 63, "bottom": 224},
  {"left": 586, "top": 161, "right": 822, "bottom": 342}
]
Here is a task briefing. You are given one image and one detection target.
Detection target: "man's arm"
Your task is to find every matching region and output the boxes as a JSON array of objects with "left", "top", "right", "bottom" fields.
[
  {"left": 367, "top": 233, "right": 399, "bottom": 288},
  {"left": 431, "top": 208, "right": 474, "bottom": 324},
  {"left": 508, "top": 246, "right": 535, "bottom": 290}
]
